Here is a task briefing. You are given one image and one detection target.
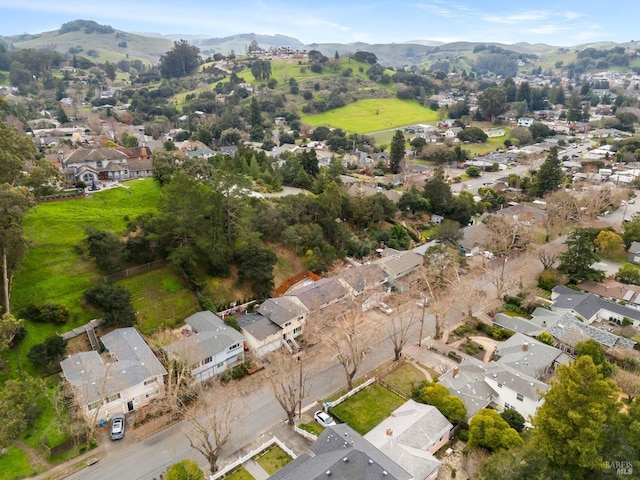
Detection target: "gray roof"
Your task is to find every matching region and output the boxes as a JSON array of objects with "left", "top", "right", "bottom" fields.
[
  {"left": 630, "top": 241, "right": 640, "bottom": 254},
  {"left": 365, "top": 400, "right": 451, "bottom": 452},
  {"left": 494, "top": 332, "right": 568, "bottom": 378},
  {"left": 269, "top": 424, "right": 412, "bottom": 480},
  {"left": 337, "top": 264, "right": 389, "bottom": 296},
  {"left": 492, "top": 313, "right": 545, "bottom": 336},
  {"left": 438, "top": 358, "right": 496, "bottom": 419},
  {"left": 485, "top": 362, "right": 549, "bottom": 401},
  {"left": 238, "top": 313, "right": 281, "bottom": 341},
  {"left": 257, "top": 297, "right": 307, "bottom": 327},
  {"left": 374, "top": 249, "right": 423, "bottom": 279},
  {"left": 546, "top": 312, "right": 636, "bottom": 349},
  {"left": 61, "top": 328, "right": 167, "bottom": 406},
  {"left": 164, "top": 311, "right": 245, "bottom": 362},
  {"left": 552, "top": 285, "right": 640, "bottom": 322},
  {"left": 286, "top": 277, "right": 347, "bottom": 311}
]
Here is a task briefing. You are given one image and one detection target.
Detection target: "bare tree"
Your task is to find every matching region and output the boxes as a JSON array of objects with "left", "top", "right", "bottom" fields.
[
  {"left": 483, "top": 256, "right": 515, "bottom": 300},
  {"left": 613, "top": 369, "right": 640, "bottom": 402},
  {"left": 421, "top": 245, "right": 464, "bottom": 340},
  {"left": 176, "top": 380, "right": 244, "bottom": 474},
  {"left": 538, "top": 249, "right": 560, "bottom": 270},
  {"left": 387, "top": 314, "right": 414, "bottom": 361},
  {"left": 266, "top": 349, "right": 312, "bottom": 426},
  {"left": 483, "top": 214, "right": 533, "bottom": 256},
  {"left": 541, "top": 189, "right": 581, "bottom": 239},
  {"left": 324, "top": 308, "right": 375, "bottom": 391}
]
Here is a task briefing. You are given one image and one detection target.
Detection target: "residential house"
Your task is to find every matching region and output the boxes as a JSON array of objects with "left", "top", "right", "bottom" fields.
[
  {"left": 438, "top": 359, "right": 497, "bottom": 419},
  {"left": 493, "top": 307, "right": 636, "bottom": 354},
  {"left": 628, "top": 241, "right": 640, "bottom": 264},
  {"left": 346, "top": 182, "right": 403, "bottom": 203},
  {"left": 269, "top": 424, "right": 413, "bottom": 480},
  {"left": 374, "top": 248, "right": 424, "bottom": 292},
  {"left": 285, "top": 277, "right": 348, "bottom": 314},
  {"left": 61, "top": 147, "right": 130, "bottom": 185},
  {"left": 551, "top": 285, "right": 640, "bottom": 327},
  {"left": 239, "top": 297, "right": 308, "bottom": 355},
  {"left": 116, "top": 146, "right": 154, "bottom": 178},
  {"left": 493, "top": 332, "right": 570, "bottom": 378},
  {"left": 365, "top": 400, "right": 451, "bottom": 480},
  {"left": 336, "top": 264, "right": 389, "bottom": 298},
  {"left": 517, "top": 117, "right": 534, "bottom": 127},
  {"left": 60, "top": 327, "right": 167, "bottom": 422},
  {"left": 163, "top": 311, "right": 245, "bottom": 384}
]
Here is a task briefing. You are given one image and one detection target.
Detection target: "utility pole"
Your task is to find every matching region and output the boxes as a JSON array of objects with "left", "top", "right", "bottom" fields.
[
  {"left": 297, "top": 353, "right": 303, "bottom": 419},
  {"left": 418, "top": 296, "right": 427, "bottom": 347}
]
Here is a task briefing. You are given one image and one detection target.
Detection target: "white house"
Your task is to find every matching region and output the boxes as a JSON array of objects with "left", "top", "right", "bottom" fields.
[
  {"left": 517, "top": 117, "right": 534, "bottom": 127},
  {"left": 163, "top": 311, "right": 245, "bottom": 384},
  {"left": 60, "top": 327, "right": 167, "bottom": 422}
]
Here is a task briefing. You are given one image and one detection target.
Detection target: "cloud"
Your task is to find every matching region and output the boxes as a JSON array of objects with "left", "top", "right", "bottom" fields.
[
  {"left": 482, "top": 10, "right": 549, "bottom": 25},
  {"left": 563, "top": 11, "right": 583, "bottom": 20},
  {"left": 527, "top": 24, "right": 570, "bottom": 35}
]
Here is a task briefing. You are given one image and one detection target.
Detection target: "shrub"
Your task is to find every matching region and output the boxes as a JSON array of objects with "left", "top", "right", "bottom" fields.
[
  {"left": 458, "top": 428, "right": 469, "bottom": 442},
  {"left": 230, "top": 365, "right": 245, "bottom": 379},
  {"left": 501, "top": 408, "right": 525, "bottom": 432},
  {"left": 20, "top": 302, "right": 70, "bottom": 324},
  {"left": 538, "top": 269, "right": 564, "bottom": 290}
]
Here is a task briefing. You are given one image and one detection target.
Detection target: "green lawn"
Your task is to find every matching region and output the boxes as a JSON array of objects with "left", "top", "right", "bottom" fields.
[
  {"left": 298, "top": 422, "right": 323, "bottom": 436},
  {"left": 255, "top": 445, "right": 292, "bottom": 475},
  {"left": 224, "top": 466, "right": 255, "bottom": 480},
  {"left": 117, "top": 266, "right": 201, "bottom": 334},
  {"left": 330, "top": 383, "right": 406, "bottom": 435},
  {"left": 301, "top": 98, "right": 439, "bottom": 134},
  {"left": 0, "top": 446, "right": 38, "bottom": 480},
  {"left": 4, "top": 179, "right": 161, "bottom": 380},
  {"left": 383, "top": 363, "right": 429, "bottom": 398}
]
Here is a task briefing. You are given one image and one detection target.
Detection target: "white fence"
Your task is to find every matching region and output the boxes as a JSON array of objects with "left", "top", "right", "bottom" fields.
[
  {"left": 210, "top": 436, "right": 296, "bottom": 480},
  {"left": 293, "top": 425, "right": 318, "bottom": 442},
  {"left": 323, "top": 377, "right": 376, "bottom": 410}
]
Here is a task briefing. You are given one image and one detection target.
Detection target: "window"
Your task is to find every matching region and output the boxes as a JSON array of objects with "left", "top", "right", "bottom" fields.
[
  {"left": 505, "top": 402, "right": 511, "bottom": 409},
  {"left": 293, "top": 326, "right": 302, "bottom": 335},
  {"left": 228, "top": 342, "right": 241, "bottom": 351},
  {"left": 105, "top": 393, "right": 121, "bottom": 403},
  {"left": 204, "top": 356, "right": 213, "bottom": 364},
  {"left": 144, "top": 378, "right": 157, "bottom": 386},
  {"left": 145, "top": 390, "right": 159, "bottom": 399},
  {"left": 497, "top": 383, "right": 502, "bottom": 388},
  {"left": 88, "top": 400, "right": 102, "bottom": 411},
  {"left": 96, "top": 161, "right": 103, "bottom": 168},
  {"left": 517, "top": 393, "right": 524, "bottom": 402},
  {"left": 284, "top": 322, "right": 291, "bottom": 328}
]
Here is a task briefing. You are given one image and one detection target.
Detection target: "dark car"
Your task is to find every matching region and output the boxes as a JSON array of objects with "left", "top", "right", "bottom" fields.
[{"left": 110, "top": 414, "right": 125, "bottom": 440}]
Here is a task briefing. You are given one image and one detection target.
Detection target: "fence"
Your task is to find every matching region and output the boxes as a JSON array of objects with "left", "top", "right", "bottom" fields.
[
  {"left": 217, "top": 300, "right": 257, "bottom": 319},
  {"left": 60, "top": 318, "right": 102, "bottom": 341},
  {"left": 272, "top": 271, "right": 321, "bottom": 297},
  {"left": 210, "top": 436, "right": 297, "bottom": 480},
  {"left": 102, "top": 259, "right": 168, "bottom": 282},
  {"left": 293, "top": 425, "right": 318, "bottom": 442},
  {"left": 323, "top": 377, "right": 376, "bottom": 410}
]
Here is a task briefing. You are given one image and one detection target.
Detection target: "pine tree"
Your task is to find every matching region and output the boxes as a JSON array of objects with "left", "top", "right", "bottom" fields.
[
  {"left": 533, "top": 147, "right": 564, "bottom": 197},
  {"left": 389, "top": 129, "right": 405, "bottom": 174},
  {"left": 559, "top": 228, "right": 605, "bottom": 283}
]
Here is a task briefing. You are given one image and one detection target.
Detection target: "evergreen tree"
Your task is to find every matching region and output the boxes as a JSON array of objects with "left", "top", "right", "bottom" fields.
[
  {"left": 502, "top": 76, "right": 517, "bottom": 103},
  {"left": 533, "top": 356, "right": 620, "bottom": 476},
  {"left": 423, "top": 166, "right": 452, "bottom": 215},
  {"left": 389, "top": 129, "right": 405, "bottom": 174},
  {"left": 159, "top": 40, "right": 201, "bottom": 78},
  {"left": 559, "top": 228, "right": 605, "bottom": 283},
  {"left": 532, "top": 147, "right": 564, "bottom": 197}
]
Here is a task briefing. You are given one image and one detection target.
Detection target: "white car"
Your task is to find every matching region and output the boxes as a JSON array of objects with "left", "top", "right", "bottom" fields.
[
  {"left": 378, "top": 302, "right": 393, "bottom": 315},
  {"left": 314, "top": 410, "right": 336, "bottom": 427}
]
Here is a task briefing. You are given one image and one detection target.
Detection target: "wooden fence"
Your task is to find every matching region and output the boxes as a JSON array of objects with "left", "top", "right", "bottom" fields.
[
  {"left": 102, "top": 259, "right": 168, "bottom": 282},
  {"left": 60, "top": 318, "right": 102, "bottom": 341},
  {"left": 272, "top": 271, "right": 321, "bottom": 297}
]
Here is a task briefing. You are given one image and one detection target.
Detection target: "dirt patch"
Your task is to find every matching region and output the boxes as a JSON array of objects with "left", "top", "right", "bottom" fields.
[{"left": 66, "top": 333, "right": 92, "bottom": 356}]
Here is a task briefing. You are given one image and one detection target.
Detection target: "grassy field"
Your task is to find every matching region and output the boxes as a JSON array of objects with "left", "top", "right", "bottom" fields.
[
  {"left": 330, "top": 383, "right": 406, "bottom": 435},
  {"left": 383, "top": 363, "right": 429, "bottom": 398},
  {"left": 224, "top": 467, "right": 255, "bottom": 480},
  {"left": 302, "top": 98, "right": 439, "bottom": 134},
  {"left": 255, "top": 445, "right": 293, "bottom": 475},
  {"left": 0, "top": 446, "right": 38, "bottom": 480},
  {"left": 4, "top": 179, "right": 161, "bottom": 380},
  {"left": 118, "top": 266, "right": 200, "bottom": 334}
]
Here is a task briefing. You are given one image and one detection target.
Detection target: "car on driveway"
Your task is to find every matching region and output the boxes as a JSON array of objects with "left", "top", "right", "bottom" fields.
[
  {"left": 314, "top": 410, "right": 336, "bottom": 427},
  {"left": 110, "top": 414, "right": 126, "bottom": 440}
]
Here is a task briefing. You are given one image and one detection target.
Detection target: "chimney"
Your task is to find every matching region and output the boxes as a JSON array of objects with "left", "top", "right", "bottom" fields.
[
  {"left": 385, "top": 429, "right": 393, "bottom": 437},
  {"left": 522, "top": 342, "right": 528, "bottom": 352},
  {"left": 453, "top": 367, "right": 459, "bottom": 378}
]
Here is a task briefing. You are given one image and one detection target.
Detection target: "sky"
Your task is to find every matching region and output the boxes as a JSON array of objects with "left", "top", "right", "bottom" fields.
[{"left": 0, "top": 0, "right": 637, "bottom": 46}]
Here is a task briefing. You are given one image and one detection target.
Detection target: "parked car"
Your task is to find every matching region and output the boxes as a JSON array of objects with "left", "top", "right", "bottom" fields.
[
  {"left": 314, "top": 410, "right": 336, "bottom": 427},
  {"left": 110, "top": 414, "right": 125, "bottom": 440},
  {"left": 378, "top": 302, "right": 393, "bottom": 315}
]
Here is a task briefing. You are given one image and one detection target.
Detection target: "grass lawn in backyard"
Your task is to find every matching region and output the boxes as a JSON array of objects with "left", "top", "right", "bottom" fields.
[
  {"left": 117, "top": 266, "right": 200, "bottom": 334},
  {"left": 224, "top": 466, "right": 255, "bottom": 480},
  {"left": 0, "top": 445, "right": 39, "bottom": 480},
  {"left": 383, "top": 363, "right": 430, "bottom": 398},
  {"left": 298, "top": 422, "right": 324, "bottom": 436},
  {"left": 255, "top": 445, "right": 293, "bottom": 475},
  {"left": 302, "top": 98, "right": 439, "bottom": 134},
  {"left": 330, "top": 383, "right": 406, "bottom": 435}
]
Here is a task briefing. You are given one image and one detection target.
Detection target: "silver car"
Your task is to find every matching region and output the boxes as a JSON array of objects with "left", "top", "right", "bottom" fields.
[{"left": 110, "top": 414, "right": 125, "bottom": 440}]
